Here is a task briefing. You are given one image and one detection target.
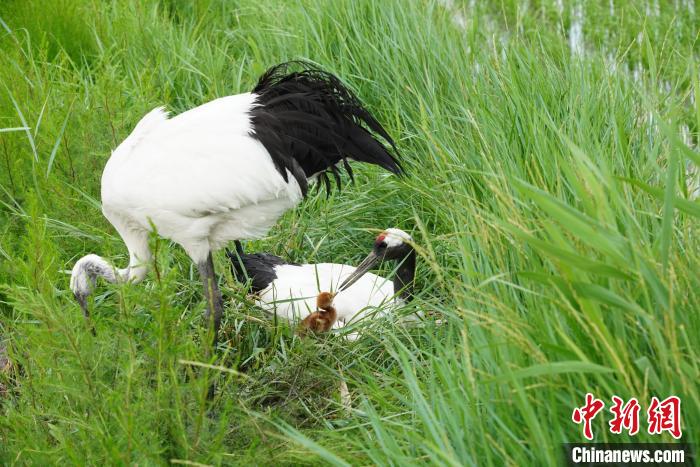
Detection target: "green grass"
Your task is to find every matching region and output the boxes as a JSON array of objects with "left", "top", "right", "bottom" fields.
[{"left": 0, "top": 0, "right": 698, "bottom": 465}]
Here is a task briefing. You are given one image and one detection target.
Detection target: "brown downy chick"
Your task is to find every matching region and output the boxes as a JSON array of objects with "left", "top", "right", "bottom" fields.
[{"left": 299, "top": 292, "right": 337, "bottom": 335}]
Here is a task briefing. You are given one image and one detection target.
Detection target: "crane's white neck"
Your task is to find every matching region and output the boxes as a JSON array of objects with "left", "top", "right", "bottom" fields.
[{"left": 70, "top": 253, "right": 148, "bottom": 302}]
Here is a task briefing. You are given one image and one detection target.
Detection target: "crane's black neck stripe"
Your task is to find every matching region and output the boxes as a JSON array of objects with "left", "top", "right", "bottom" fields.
[
  {"left": 248, "top": 61, "right": 402, "bottom": 196},
  {"left": 394, "top": 248, "right": 416, "bottom": 302}
]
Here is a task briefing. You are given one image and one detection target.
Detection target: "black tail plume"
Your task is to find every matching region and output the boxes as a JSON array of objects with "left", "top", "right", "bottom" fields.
[
  {"left": 234, "top": 240, "right": 244, "bottom": 256},
  {"left": 225, "top": 243, "right": 292, "bottom": 294},
  {"left": 249, "top": 61, "right": 402, "bottom": 195}
]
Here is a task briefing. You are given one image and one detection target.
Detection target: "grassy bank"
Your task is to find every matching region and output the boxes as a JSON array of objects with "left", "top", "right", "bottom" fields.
[{"left": 0, "top": 0, "right": 698, "bottom": 464}]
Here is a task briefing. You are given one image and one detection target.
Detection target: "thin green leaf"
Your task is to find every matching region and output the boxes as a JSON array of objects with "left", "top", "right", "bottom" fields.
[
  {"left": 660, "top": 144, "right": 679, "bottom": 272},
  {"left": 502, "top": 223, "right": 632, "bottom": 280},
  {"left": 487, "top": 361, "right": 615, "bottom": 383},
  {"left": 0, "top": 126, "right": 30, "bottom": 133},
  {"left": 46, "top": 101, "right": 74, "bottom": 178},
  {"left": 620, "top": 177, "right": 700, "bottom": 218},
  {"left": 572, "top": 283, "right": 645, "bottom": 314}
]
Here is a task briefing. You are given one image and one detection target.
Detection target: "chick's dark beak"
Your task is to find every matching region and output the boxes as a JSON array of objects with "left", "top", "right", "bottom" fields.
[{"left": 338, "top": 251, "right": 380, "bottom": 292}]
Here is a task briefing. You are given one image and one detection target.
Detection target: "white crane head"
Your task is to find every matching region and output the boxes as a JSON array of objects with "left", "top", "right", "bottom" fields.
[
  {"left": 374, "top": 228, "right": 412, "bottom": 257},
  {"left": 338, "top": 228, "right": 413, "bottom": 292},
  {"left": 69, "top": 254, "right": 122, "bottom": 317}
]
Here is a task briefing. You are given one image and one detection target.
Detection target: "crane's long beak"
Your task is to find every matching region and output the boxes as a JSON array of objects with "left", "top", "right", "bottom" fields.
[
  {"left": 339, "top": 251, "right": 380, "bottom": 292},
  {"left": 74, "top": 292, "right": 97, "bottom": 336}
]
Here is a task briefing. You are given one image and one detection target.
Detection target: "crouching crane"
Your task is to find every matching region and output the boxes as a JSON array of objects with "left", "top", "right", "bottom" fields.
[
  {"left": 227, "top": 228, "right": 416, "bottom": 338},
  {"left": 69, "top": 61, "right": 401, "bottom": 346}
]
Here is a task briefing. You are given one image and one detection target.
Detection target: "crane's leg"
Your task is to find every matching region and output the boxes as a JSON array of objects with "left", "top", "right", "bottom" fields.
[
  {"left": 197, "top": 252, "right": 224, "bottom": 400},
  {"left": 197, "top": 252, "right": 223, "bottom": 348}
]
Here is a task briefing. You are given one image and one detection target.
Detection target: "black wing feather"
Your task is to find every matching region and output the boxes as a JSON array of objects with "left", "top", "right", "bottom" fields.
[
  {"left": 249, "top": 61, "right": 402, "bottom": 195},
  {"left": 226, "top": 244, "right": 298, "bottom": 294}
]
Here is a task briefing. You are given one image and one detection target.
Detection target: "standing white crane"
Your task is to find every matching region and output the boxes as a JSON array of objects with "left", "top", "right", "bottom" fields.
[
  {"left": 69, "top": 61, "right": 401, "bottom": 345},
  {"left": 226, "top": 228, "right": 416, "bottom": 338}
]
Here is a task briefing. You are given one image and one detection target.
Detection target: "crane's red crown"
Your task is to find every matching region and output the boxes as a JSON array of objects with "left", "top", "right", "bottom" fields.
[{"left": 375, "top": 232, "right": 387, "bottom": 247}]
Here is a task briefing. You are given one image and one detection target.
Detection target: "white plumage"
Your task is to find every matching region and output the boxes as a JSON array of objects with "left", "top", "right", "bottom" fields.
[
  {"left": 228, "top": 228, "right": 416, "bottom": 338},
  {"left": 101, "top": 94, "right": 302, "bottom": 265},
  {"left": 70, "top": 62, "right": 401, "bottom": 344},
  {"left": 258, "top": 263, "right": 395, "bottom": 323}
]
